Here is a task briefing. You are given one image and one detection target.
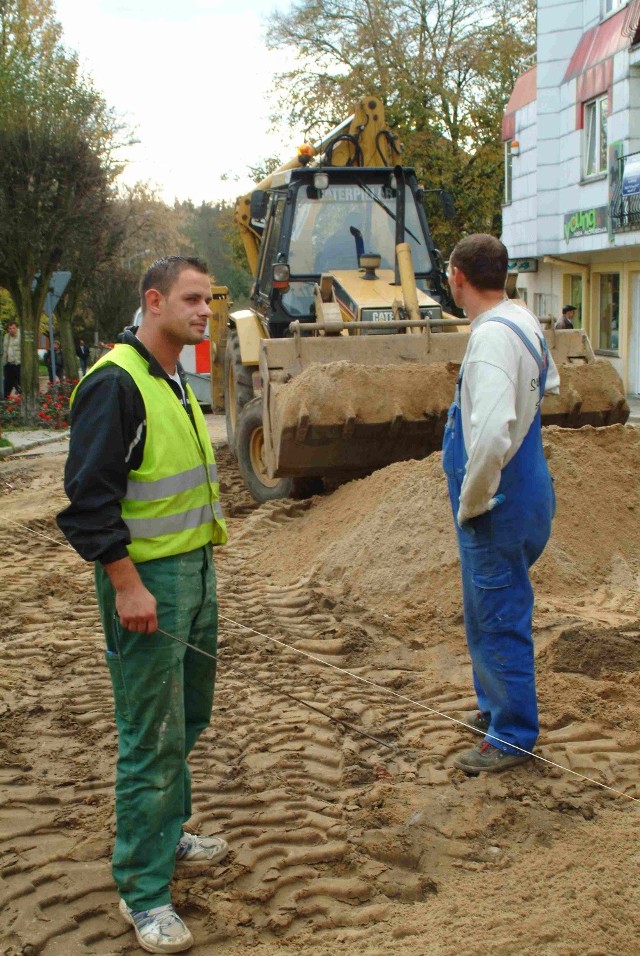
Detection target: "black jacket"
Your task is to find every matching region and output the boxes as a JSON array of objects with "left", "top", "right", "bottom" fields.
[{"left": 57, "top": 329, "right": 196, "bottom": 564}]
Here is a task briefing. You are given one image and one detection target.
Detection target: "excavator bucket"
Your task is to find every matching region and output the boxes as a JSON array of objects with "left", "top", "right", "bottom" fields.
[{"left": 259, "top": 325, "right": 629, "bottom": 480}]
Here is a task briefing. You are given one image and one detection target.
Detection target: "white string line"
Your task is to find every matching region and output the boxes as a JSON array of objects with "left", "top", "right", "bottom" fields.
[
  {"left": 3, "top": 518, "right": 77, "bottom": 551},
  {"left": 5, "top": 519, "right": 639, "bottom": 805},
  {"left": 218, "top": 613, "right": 640, "bottom": 804}
]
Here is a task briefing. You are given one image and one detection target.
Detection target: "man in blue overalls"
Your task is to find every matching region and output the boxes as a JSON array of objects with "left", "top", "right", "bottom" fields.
[{"left": 442, "top": 234, "right": 558, "bottom": 774}]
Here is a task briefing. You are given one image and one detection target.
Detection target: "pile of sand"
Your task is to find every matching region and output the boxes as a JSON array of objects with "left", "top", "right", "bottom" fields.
[
  {"left": 270, "top": 361, "right": 460, "bottom": 428},
  {"left": 259, "top": 424, "right": 640, "bottom": 615},
  {"left": 542, "top": 359, "right": 628, "bottom": 422}
]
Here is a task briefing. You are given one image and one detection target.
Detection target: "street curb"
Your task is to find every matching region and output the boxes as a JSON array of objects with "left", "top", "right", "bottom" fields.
[
  {"left": 0, "top": 444, "right": 14, "bottom": 459},
  {"left": 1, "top": 431, "right": 70, "bottom": 456}
]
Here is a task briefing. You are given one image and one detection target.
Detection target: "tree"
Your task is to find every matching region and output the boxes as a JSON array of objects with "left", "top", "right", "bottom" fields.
[
  {"left": 266, "top": 0, "right": 535, "bottom": 252},
  {"left": 0, "top": 0, "right": 125, "bottom": 416},
  {"left": 175, "top": 200, "right": 252, "bottom": 305}
]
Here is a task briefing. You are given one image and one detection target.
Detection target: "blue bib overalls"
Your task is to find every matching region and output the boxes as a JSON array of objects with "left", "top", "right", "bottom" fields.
[{"left": 442, "top": 318, "right": 555, "bottom": 754}]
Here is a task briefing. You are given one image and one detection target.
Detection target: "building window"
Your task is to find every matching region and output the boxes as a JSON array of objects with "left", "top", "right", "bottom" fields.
[
  {"left": 504, "top": 141, "right": 513, "bottom": 203},
  {"left": 533, "top": 292, "right": 555, "bottom": 319},
  {"left": 599, "top": 273, "right": 620, "bottom": 351},
  {"left": 584, "top": 96, "right": 608, "bottom": 177},
  {"left": 603, "top": 0, "right": 626, "bottom": 15}
]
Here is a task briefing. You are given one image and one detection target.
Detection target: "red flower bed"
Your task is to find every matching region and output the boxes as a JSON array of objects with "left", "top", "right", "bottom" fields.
[{"left": 0, "top": 379, "right": 77, "bottom": 430}]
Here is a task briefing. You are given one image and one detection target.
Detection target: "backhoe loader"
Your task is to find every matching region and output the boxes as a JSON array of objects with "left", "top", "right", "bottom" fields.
[{"left": 213, "top": 96, "right": 629, "bottom": 503}]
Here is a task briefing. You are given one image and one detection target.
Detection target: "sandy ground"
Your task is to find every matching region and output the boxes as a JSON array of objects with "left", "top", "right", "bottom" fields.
[{"left": 1, "top": 425, "right": 640, "bottom": 956}]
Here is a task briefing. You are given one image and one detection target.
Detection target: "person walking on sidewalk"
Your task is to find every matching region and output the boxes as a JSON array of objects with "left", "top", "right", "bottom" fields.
[
  {"left": 76, "top": 337, "right": 90, "bottom": 376},
  {"left": 57, "top": 256, "right": 228, "bottom": 954},
  {"left": 3, "top": 321, "right": 21, "bottom": 398},
  {"left": 442, "top": 234, "right": 559, "bottom": 775}
]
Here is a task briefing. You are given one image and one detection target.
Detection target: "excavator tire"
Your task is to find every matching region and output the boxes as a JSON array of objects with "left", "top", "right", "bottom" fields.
[
  {"left": 224, "top": 329, "right": 254, "bottom": 456},
  {"left": 236, "top": 398, "right": 295, "bottom": 502}
]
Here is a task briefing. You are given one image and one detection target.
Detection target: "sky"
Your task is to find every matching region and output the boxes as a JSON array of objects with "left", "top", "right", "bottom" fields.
[{"left": 53, "top": 0, "right": 302, "bottom": 205}]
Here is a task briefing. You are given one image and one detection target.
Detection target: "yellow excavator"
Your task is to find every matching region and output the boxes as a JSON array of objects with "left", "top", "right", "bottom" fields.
[{"left": 212, "top": 96, "right": 629, "bottom": 502}]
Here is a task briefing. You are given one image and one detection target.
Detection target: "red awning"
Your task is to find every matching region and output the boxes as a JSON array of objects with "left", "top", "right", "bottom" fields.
[
  {"left": 502, "top": 66, "right": 536, "bottom": 141},
  {"left": 564, "top": 8, "right": 628, "bottom": 81}
]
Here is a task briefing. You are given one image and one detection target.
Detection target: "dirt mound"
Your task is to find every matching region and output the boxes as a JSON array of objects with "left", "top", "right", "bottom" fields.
[
  {"left": 259, "top": 424, "right": 640, "bottom": 617},
  {"left": 549, "top": 623, "right": 640, "bottom": 678}
]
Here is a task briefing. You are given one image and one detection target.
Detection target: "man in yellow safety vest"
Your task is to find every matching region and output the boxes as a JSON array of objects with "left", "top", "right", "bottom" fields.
[{"left": 58, "top": 256, "right": 228, "bottom": 954}]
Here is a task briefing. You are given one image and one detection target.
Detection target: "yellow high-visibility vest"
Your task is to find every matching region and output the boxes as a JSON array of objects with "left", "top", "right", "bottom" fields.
[{"left": 73, "top": 344, "right": 227, "bottom": 562}]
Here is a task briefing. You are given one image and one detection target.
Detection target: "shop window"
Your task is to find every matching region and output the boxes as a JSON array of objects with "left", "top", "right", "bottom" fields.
[
  {"left": 599, "top": 273, "right": 620, "bottom": 352},
  {"left": 584, "top": 96, "right": 608, "bottom": 177},
  {"left": 504, "top": 141, "right": 513, "bottom": 203}
]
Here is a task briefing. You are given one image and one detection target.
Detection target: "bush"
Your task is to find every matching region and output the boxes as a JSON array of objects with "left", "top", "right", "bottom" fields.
[{"left": 0, "top": 379, "right": 77, "bottom": 430}]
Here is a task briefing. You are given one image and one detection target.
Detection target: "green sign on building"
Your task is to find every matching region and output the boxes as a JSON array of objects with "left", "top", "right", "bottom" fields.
[{"left": 563, "top": 206, "right": 608, "bottom": 241}]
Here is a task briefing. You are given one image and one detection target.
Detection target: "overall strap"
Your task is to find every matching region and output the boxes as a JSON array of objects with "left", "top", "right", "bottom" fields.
[{"left": 486, "top": 317, "right": 549, "bottom": 394}]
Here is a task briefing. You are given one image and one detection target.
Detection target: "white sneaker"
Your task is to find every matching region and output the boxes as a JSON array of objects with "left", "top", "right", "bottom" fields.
[
  {"left": 119, "top": 898, "right": 193, "bottom": 954},
  {"left": 175, "top": 830, "right": 229, "bottom": 864}
]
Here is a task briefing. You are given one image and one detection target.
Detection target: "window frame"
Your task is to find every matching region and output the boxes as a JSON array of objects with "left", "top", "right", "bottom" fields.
[
  {"left": 602, "top": 0, "right": 627, "bottom": 17},
  {"left": 504, "top": 140, "right": 513, "bottom": 204},
  {"left": 597, "top": 272, "right": 620, "bottom": 355},
  {"left": 583, "top": 95, "right": 609, "bottom": 179}
]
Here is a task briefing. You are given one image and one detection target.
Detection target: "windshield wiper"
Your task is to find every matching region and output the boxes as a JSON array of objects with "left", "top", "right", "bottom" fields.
[{"left": 354, "top": 176, "right": 422, "bottom": 245}]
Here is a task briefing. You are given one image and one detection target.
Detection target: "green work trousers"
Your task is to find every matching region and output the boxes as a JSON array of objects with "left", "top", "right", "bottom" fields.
[{"left": 95, "top": 544, "right": 217, "bottom": 911}]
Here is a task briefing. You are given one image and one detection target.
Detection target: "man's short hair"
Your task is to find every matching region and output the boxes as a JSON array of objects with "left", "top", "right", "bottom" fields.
[
  {"left": 140, "top": 256, "right": 209, "bottom": 311},
  {"left": 562, "top": 304, "right": 576, "bottom": 315},
  {"left": 449, "top": 234, "right": 508, "bottom": 292}
]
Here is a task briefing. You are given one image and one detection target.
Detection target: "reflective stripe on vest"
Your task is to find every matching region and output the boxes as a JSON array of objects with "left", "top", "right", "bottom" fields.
[
  {"left": 76, "top": 344, "right": 228, "bottom": 561},
  {"left": 126, "top": 462, "right": 219, "bottom": 501}
]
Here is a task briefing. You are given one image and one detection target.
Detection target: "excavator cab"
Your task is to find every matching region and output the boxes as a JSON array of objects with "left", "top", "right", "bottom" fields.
[{"left": 249, "top": 165, "right": 453, "bottom": 335}]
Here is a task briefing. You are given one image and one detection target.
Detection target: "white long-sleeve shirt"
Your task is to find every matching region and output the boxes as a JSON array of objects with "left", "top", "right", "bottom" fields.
[{"left": 457, "top": 299, "right": 560, "bottom": 525}]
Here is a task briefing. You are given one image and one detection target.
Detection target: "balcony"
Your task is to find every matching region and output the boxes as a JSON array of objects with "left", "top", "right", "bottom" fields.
[{"left": 609, "top": 149, "right": 640, "bottom": 230}]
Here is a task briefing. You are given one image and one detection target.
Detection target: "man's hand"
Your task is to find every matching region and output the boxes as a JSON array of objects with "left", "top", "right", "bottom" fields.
[
  {"left": 104, "top": 556, "right": 158, "bottom": 633},
  {"left": 115, "top": 582, "right": 158, "bottom": 633}
]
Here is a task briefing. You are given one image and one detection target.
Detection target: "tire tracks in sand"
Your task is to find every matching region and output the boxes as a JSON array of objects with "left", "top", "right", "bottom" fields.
[{"left": 1, "top": 449, "right": 639, "bottom": 955}]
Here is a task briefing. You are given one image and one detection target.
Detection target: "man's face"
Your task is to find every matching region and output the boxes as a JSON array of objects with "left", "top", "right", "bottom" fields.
[
  {"left": 157, "top": 268, "right": 212, "bottom": 346},
  {"left": 7, "top": 322, "right": 17, "bottom": 337}
]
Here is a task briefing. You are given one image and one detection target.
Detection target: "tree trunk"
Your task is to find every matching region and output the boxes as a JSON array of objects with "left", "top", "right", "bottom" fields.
[
  {"left": 20, "top": 307, "right": 41, "bottom": 420},
  {"left": 57, "top": 314, "right": 79, "bottom": 381}
]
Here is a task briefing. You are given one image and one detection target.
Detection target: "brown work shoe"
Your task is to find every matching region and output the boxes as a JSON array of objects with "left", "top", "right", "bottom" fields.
[
  {"left": 454, "top": 741, "right": 531, "bottom": 775},
  {"left": 466, "top": 710, "right": 490, "bottom": 733}
]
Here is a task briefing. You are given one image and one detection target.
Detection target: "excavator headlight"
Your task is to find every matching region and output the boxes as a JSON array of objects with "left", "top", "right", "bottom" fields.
[
  {"left": 313, "top": 173, "right": 329, "bottom": 191},
  {"left": 273, "top": 263, "right": 290, "bottom": 290}
]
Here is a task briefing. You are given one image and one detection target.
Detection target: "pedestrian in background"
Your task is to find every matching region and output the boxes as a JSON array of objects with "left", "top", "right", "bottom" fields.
[
  {"left": 44, "top": 341, "right": 64, "bottom": 383},
  {"left": 57, "top": 256, "right": 228, "bottom": 954},
  {"left": 556, "top": 304, "right": 575, "bottom": 329},
  {"left": 76, "top": 338, "right": 90, "bottom": 376},
  {"left": 443, "top": 234, "right": 559, "bottom": 775},
  {"left": 3, "top": 320, "right": 21, "bottom": 398}
]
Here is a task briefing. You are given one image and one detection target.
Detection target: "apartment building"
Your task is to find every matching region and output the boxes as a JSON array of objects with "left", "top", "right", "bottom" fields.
[{"left": 501, "top": 0, "right": 640, "bottom": 392}]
